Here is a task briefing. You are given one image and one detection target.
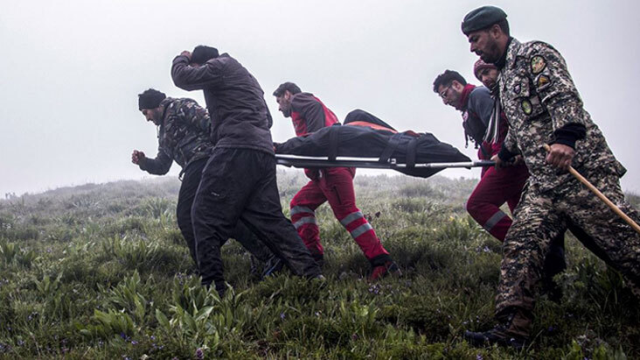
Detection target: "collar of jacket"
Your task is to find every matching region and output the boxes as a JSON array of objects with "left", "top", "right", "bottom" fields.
[
  {"left": 495, "top": 37, "right": 514, "bottom": 70},
  {"left": 158, "top": 97, "right": 175, "bottom": 125},
  {"left": 206, "top": 53, "right": 230, "bottom": 64},
  {"left": 155, "top": 97, "right": 175, "bottom": 138},
  {"left": 504, "top": 37, "right": 523, "bottom": 71},
  {"left": 459, "top": 84, "right": 476, "bottom": 111}
]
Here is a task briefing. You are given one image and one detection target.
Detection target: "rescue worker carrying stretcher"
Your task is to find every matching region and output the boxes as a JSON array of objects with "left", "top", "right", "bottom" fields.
[
  {"left": 433, "top": 67, "right": 567, "bottom": 301},
  {"left": 273, "top": 82, "right": 401, "bottom": 280}
]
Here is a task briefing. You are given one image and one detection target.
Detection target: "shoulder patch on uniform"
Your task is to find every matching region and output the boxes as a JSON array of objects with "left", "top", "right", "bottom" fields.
[
  {"left": 521, "top": 99, "right": 533, "bottom": 115},
  {"left": 531, "top": 56, "right": 546, "bottom": 74},
  {"left": 514, "top": 83, "right": 521, "bottom": 95},
  {"left": 537, "top": 75, "right": 551, "bottom": 89}
]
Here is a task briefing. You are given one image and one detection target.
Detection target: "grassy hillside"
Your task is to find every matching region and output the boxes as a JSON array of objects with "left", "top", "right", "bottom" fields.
[{"left": 0, "top": 171, "right": 638, "bottom": 359}]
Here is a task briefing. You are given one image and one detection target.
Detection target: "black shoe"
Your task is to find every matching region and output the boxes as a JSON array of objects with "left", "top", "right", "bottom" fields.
[{"left": 464, "top": 325, "right": 527, "bottom": 350}]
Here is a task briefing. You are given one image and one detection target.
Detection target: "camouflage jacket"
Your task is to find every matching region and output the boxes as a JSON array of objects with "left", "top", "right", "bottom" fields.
[
  {"left": 498, "top": 38, "right": 625, "bottom": 191},
  {"left": 139, "top": 97, "right": 213, "bottom": 175}
]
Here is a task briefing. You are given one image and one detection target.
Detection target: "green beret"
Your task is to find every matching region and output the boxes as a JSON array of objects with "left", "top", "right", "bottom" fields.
[{"left": 461, "top": 6, "right": 507, "bottom": 35}]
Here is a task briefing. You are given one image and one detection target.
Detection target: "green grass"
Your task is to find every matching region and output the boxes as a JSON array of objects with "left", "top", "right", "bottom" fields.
[{"left": 0, "top": 172, "right": 638, "bottom": 359}]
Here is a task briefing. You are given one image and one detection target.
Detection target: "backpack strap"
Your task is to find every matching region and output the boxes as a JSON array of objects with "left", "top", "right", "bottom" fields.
[
  {"left": 406, "top": 137, "right": 418, "bottom": 168},
  {"left": 379, "top": 133, "right": 403, "bottom": 163},
  {"left": 328, "top": 125, "right": 341, "bottom": 161}
]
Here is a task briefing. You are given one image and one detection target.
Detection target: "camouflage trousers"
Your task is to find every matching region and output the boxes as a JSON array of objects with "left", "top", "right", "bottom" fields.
[{"left": 495, "top": 170, "right": 640, "bottom": 337}]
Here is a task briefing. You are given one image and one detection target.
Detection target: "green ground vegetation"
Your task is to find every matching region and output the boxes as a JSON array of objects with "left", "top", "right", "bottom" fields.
[{"left": 0, "top": 171, "right": 638, "bottom": 359}]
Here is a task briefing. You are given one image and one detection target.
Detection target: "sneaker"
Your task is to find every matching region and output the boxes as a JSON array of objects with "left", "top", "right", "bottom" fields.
[
  {"left": 369, "top": 261, "right": 402, "bottom": 281},
  {"left": 464, "top": 324, "right": 527, "bottom": 350}
]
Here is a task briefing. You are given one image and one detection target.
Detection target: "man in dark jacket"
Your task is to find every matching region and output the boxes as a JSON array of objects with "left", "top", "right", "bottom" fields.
[
  {"left": 171, "top": 46, "right": 322, "bottom": 295},
  {"left": 133, "top": 89, "right": 280, "bottom": 277},
  {"left": 273, "top": 82, "right": 401, "bottom": 280}
]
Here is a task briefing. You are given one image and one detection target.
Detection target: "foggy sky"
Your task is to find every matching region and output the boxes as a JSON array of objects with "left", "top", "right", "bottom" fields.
[{"left": 1, "top": 0, "right": 639, "bottom": 196}]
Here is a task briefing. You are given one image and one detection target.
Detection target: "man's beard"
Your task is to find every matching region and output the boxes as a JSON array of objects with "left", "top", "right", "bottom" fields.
[{"left": 481, "top": 42, "right": 501, "bottom": 63}]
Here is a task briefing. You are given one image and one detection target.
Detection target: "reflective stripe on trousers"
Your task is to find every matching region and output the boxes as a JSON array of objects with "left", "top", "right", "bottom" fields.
[{"left": 340, "top": 211, "right": 373, "bottom": 239}]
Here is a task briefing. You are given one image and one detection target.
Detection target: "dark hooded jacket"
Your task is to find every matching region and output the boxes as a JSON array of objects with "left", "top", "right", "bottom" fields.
[{"left": 171, "top": 53, "right": 274, "bottom": 154}]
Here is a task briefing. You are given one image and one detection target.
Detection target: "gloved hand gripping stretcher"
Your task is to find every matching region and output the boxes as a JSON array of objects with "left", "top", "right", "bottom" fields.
[{"left": 274, "top": 109, "right": 494, "bottom": 179}]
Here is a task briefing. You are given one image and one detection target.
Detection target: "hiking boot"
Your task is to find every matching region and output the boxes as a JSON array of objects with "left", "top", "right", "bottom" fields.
[
  {"left": 464, "top": 324, "right": 527, "bottom": 350},
  {"left": 369, "top": 261, "right": 402, "bottom": 281}
]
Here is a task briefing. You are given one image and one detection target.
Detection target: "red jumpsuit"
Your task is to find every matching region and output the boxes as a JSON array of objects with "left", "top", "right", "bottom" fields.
[
  {"left": 460, "top": 85, "right": 529, "bottom": 241},
  {"left": 288, "top": 93, "right": 391, "bottom": 264}
]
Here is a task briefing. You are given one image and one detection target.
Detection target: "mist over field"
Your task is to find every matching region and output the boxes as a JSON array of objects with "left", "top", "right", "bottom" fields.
[
  {"left": 1, "top": 172, "right": 638, "bottom": 359},
  {"left": 2, "top": 0, "right": 640, "bottom": 196}
]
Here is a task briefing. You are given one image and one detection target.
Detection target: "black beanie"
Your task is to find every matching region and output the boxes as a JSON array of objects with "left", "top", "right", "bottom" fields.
[
  {"left": 191, "top": 45, "right": 219, "bottom": 64},
  {"left": 138, "top": 89, "right": 166, "bottom": 110}
]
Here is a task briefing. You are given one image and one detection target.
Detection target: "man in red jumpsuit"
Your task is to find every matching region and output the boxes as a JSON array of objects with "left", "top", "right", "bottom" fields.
[
  {"left": 273, "top": 82, "right": 400, "bottom": 280},
  {"left": 433, "top": 68, "right": 529, "bottom": 241},
  {"left": 434, "top": 64, "right": 567, "bottom": 300}
]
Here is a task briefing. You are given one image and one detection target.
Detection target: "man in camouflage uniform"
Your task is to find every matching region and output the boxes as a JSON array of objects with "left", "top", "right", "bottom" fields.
[
  {"left": 133, "top": 89, "right": 280, "bottom": 277},
  {"left": 460, "top": 6, "right": 640, "bottom": 349}
]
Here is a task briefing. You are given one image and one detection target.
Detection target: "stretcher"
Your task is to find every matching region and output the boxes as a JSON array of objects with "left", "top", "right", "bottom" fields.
[
  {"left": 274, "top": 112, "right": 494, "bottom": 178},
  {"left": 275, "top": 154, "right": 494, "bottom": 172}
]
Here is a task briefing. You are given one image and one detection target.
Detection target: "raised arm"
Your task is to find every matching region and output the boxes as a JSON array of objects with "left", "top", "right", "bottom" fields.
[{"left": 171, "top": 54, "right": 225, "bottom": 92}]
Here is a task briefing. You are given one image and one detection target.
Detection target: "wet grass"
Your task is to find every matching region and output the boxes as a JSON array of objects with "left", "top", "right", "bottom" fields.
[{"left": 0, "top": 172, "right": 638, "bottom": 359}]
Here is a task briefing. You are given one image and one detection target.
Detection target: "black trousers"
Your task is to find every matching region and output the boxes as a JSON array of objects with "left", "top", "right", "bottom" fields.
[
  {"left": 192, "top": 148, "right": 321, "bottom": 292},
  {"left": 176, "top": 157, "right": 276, "bottom": 267}
]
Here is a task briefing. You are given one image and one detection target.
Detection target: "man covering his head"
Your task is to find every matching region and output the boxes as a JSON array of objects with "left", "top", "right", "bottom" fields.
[{"left": 171, "top": 46, "right": 323, "bottom": 296}]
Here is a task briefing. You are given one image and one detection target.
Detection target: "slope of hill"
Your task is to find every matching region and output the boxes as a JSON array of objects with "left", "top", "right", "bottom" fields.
[{"left": 0, "top": 171, "right": 638, "bottom": 359}]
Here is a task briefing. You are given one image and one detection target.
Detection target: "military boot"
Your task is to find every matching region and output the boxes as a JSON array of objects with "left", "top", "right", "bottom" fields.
[
  {"left": 464, "top": 324, "right": 527, "bottom": 350},
  {"left": 464, "top": 309, "right": 531, "bottom": 350}
]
